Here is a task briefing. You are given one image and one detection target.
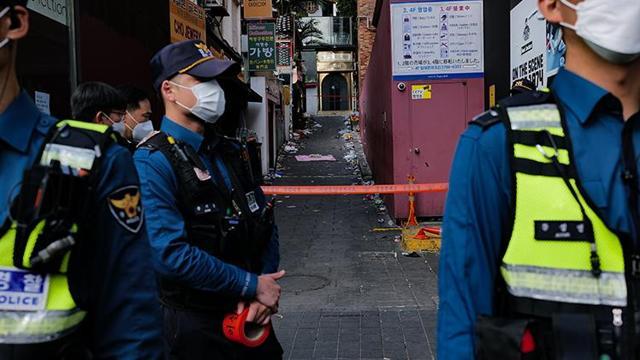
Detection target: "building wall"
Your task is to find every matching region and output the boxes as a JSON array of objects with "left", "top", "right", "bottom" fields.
[
  {"left": 361, "top": 0, "right": 485, "bottom": 219},
  {"left": 248, "top": 77, "right": 269, "bottom": 175},
  {"left": 19, "top": 10, "right": 72, "bottom": 117},
  {"left": 483, "top": 0, "right": 511, "bottom": 108},
  {"left": 357, "top": 0, "right": 376, "bottom": 93},
  {"left": 222, "top": 0, "right": 242, "bottom": 52},
  {"left": 360, "top": 0, "right": 395, "bottom": 211},
  {"left": 305, "top": 86, "right": 318, "bottom": 114}
]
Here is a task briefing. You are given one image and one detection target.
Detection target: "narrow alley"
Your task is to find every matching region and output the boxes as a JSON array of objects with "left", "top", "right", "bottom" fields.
[{"left": 271, "top": 116, "right": 439, "bottom": 360}]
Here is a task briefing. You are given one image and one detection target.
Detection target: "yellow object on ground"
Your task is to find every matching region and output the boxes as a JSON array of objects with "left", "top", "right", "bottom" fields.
[{"left": 401, "top": 225, "right": 441, "bottom": 253}]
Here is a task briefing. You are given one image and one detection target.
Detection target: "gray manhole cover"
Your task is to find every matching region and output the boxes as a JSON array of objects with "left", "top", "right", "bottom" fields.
[{"left": 280, "top": 275, "right": 330, "bottom": 295}]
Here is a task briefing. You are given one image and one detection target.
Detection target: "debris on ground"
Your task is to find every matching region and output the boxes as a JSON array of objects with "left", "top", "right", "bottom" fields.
[
  {"left": 295, "top": 154, "right": 337, "bottom": 162},
  {"left": 402, "top": 252, "right": 421, "bottom": 258},
  {"left": 284, "top": 144, "right": 299, "bottom": 154}
]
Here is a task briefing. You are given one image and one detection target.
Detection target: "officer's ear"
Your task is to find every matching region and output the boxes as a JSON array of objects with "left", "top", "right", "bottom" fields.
[
  {"left": 538, "top": 0, "right": 568, "bottom": 25},
  {"left": 5, "top": 6, "right": 28, "bottom": 42},
  {"left": 161, "top": 80, "right": 177, "bottom": 103},
  {"left": 94, "top": 112, "right": 107, "bottom": 125}
]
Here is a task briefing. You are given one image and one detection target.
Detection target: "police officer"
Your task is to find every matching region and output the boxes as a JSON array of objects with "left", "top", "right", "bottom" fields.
[
  {"left": 71, "top": 81, "right": 134, "bottom": 149},
  {"left": 438, "top": 0, "right": 640, "bottom": 359},
  {"left": 135, "top": 40, "right": 284, "bottom": 359},
  {"left": 0, "top": 2, "right": 163, "bottom": 358},
  {"left": 117, "top": 85, "right": 154, "bottom": 144}
]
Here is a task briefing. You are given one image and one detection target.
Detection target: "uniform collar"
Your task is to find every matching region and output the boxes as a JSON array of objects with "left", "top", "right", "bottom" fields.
[
  {"left": 160, "top": 116, "right": 204, "bottom": 151},
  {"left": 0, "top": 91, "right": 42, "bottom": 153},
  {"left": 551, "top": 68, "right": 610, "bottom": 125}
]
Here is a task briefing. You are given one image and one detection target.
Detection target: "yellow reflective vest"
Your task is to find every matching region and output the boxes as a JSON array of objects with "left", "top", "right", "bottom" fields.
[
  {"left": 501, "top": 102, "right": 627, "bottom": 307},
  {"left": 0, "top": 120, "right": 113, "bottom": 344}
]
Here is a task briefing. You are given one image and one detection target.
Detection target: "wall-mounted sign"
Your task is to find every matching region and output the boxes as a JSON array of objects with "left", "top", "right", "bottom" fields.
[
  {"left": 28, "top": 0, "right": 67, "bottom": 26},
  {"left": 510, "top": 0, "right": 566, "bottom": 88},
  {"left": 391, "top": 1, "right": 484, "bottom": 80},
  {"left": 317, "top": 51, "right": 353, "bottom": 62},
  {"left": 411, "top": 85, "right": 432, "bottom": 100},
  {"left": 170, "top": 0, "right": 206, "bottom": 43},
  {"left": 248, "top": 22, "right": 276, "bottom": 71},
  {"left": 276, "top": 41, "right": 292, "bottom": 67},
  {"left": 244, "top": 0, "right": 273, "bottom": 19}
]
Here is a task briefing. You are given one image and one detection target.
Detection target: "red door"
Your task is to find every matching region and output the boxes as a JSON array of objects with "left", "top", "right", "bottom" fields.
[{"left": 406, "top": 80, "right": 469, "bottom": 216}]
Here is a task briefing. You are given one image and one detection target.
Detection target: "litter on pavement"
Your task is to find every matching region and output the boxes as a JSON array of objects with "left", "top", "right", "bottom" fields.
[{"left": 296, "top": 154, "right": 337, "bottom": 162}]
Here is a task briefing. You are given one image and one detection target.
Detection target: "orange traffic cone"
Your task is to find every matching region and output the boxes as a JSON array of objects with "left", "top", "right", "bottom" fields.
[
  {"left": 414, "top": 228, "right": 429, "bottom": 240},
  {"left": 423, "top": 226, "right": 441, "bottom": 236}
]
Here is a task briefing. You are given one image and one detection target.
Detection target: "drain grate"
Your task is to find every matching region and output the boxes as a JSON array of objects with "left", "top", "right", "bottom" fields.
[{"left": 280, "top": 274, "right": 330, "bottom": 295}]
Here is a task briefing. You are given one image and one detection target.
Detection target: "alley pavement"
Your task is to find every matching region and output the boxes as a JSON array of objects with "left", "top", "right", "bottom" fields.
[{"left": 271, "top": 116, "right": 439, "bottom": 360}]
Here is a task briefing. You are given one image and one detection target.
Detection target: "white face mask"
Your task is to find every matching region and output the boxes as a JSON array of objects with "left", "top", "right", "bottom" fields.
[
  {"left": 559, "top": 0, "right": 640, "bottom": 64},
  {"left": 102, "top": 112, "right": 127, "bottom": 137},
  {"left": 170, "top": 79, "right": 226, "bottom": 124},
  {"left": 132, "top": 121, "right": 154, "bottom": 143}
]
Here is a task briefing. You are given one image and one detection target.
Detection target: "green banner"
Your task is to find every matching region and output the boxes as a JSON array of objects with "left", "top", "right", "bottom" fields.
[{"left": 248, "top": 22, "right": 276, "bottom": 71}]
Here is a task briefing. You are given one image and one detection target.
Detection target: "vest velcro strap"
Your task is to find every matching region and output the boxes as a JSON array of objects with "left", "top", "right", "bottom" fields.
[
  {"left": 513, "top": 158, "right": 576, "bottom": 178},
  {"left": 511, "top": 131, "right": 567, "bottom": 150},
  {"left": 507, "top": 296, "right": 615, "bottom": 321}
]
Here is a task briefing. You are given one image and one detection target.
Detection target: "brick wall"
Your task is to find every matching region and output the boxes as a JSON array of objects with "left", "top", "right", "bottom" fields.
[{"left": 357, "top": 0, "right": 376, "bottom": 92}]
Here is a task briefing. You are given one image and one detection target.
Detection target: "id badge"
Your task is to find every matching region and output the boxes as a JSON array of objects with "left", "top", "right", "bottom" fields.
[
  {"left": 245, "top": 191, "right": 260, "bottom": 213},
  {"left": 0, "top": 267, "right": 50, "bottom": 312}
]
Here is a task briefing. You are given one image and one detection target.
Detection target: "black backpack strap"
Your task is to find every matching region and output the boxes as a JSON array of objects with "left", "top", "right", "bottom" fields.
[
  {"left": 142, "top": 132, "right": 230, "bottom": 221},
  {"left": 11, "top": 120, "right": 116, "bottom": 273}
]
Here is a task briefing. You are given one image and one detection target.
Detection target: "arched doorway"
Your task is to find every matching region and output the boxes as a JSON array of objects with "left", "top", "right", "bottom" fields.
[{"left": 321, "top": 73, "right": 349, "bottom": 111}]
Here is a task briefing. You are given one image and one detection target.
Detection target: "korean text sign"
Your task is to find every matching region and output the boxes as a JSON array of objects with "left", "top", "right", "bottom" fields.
[
  {"left": 170, "top": 0, "right": 207, "bottom": 43},
  {"left": 248, "top": 22, "right": 277, "bottom": 72},
  {"left": 390, "top": 1, "right": 484, "bottom": 80},
  {"left": 244, "top": 0, "right": 273, "bottom": 19},
  {"left": 510, "top": 0, "right": 566, "bottom": 88}
]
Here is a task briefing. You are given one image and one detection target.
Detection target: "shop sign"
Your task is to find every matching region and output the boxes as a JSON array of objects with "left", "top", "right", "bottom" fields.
[
  {"left": 248, "top": 22, "right": 276, "bottom": 71},
  {"left": 170, "top": 0, "right": 206, "bottom": 43},
  {"left": 27, "top": 0, "right": 67, "bottom": 26},
  {"left": 276, "top": 41, "right": 292, "bottom": 67},
  {"left": 510, "top": 0, "right": 565, "bottom": 88},
  {"left": 391, "top": 1, "right": 484, "bottom": 80},
  {"left": 244, "top": 0, "right": 272, "bottom": 19}
]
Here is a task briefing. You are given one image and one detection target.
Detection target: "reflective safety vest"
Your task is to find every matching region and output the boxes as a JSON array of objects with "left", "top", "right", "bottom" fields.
[
  {"left": 501, "top": 102, "right": 627, "bottom": 307},
  {"left": 0, "top": 120, "right": 114, "bottom": 344}
]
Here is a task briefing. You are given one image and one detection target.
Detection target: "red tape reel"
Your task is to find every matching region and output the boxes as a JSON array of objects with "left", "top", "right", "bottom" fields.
[{"left": 222, "top": 308, "right": 271, "bottom": 348}]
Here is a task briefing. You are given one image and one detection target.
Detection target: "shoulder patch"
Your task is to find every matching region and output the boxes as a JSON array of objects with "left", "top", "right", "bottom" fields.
[
  {"left": 469, "top": 109, "right": 501, "bottom": 129},
  {"left": 107, "top": 186, "right": 144, "bottom": 234}
]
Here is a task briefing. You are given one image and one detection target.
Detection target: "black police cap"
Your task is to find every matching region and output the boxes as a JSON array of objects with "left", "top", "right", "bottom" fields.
[
  {"left": 511, "top": 79, "right": 537, "bottom": 95},
  {"left": 150, "top": 40, "right": 240, "bottom": 91}
]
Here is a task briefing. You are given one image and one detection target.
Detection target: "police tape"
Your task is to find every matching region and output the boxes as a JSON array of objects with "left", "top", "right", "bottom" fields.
[
  {"left": 222, "top": 308, "right": 271, "bottom": 348},
  {"left": 261, "top": 183, "right": 449, "bottom": 195}
]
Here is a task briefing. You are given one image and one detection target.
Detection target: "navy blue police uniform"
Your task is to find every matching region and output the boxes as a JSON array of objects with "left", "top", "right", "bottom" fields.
[{"left": 134, "top": 40, "right": 282, "bottom": 359}]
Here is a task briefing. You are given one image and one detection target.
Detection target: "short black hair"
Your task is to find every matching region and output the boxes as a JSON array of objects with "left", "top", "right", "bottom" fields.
[
  {"left": 71, "top": 82, "right": 126, "bottom": 122},
  {"left": 117, "top": 85, "right": 150, "bottom": 111}
]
